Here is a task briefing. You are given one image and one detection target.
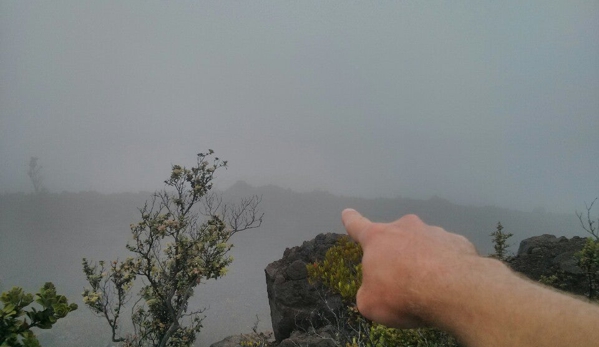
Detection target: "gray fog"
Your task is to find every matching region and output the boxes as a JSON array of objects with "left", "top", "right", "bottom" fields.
[{"left": 2, "top": 2, "right": 598, "bottom": 212}]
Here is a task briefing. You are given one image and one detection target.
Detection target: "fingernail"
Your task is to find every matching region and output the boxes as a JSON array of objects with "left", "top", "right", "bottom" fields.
[
  {"left": 343, "top": 208, "right": 356, "bottom": 214},
  {"left": 342, "top": 208, "right": 358, "bottom": 225}
]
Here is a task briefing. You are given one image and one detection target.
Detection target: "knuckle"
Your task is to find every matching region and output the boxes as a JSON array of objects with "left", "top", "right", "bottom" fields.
[{"left": 399, "top": 214, "right": 423, "bottom": 226}]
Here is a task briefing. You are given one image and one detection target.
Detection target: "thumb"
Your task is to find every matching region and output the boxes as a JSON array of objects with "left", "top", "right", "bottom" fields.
[{"left": 342, "top": 208, "right": 372, "bottom": 244}]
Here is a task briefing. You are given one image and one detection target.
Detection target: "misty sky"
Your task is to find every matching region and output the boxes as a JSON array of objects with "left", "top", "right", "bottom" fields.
[{"left": 1, "top": 2, "right": 598, "bottom": 213}]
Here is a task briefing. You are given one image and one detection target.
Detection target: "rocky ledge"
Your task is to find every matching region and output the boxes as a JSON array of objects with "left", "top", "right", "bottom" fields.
[
  {"left": 264, "top": 233, "right": 345, "bottom": 342},
  {"left": 508, "top": 234, "right": 588, "bottom": 296},
  {"left": 211, "top": 233, "right": 591, "bottom": 347}
]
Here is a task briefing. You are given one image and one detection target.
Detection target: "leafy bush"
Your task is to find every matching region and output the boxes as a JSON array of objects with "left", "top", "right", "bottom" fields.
[
  {"left": 307, "top": 236, "right": 458, "bottom": 347},
  {"left": 533, "top": 200, "right": 599, "bottom": 299},
  {"left": 576, "top": 237, "right": 599, "bottom": 300},
  {"left": 307, "top": 236, "right": 362, "bottom": 301},
  {"left": 538, "top": 271, "right": 570, "bottom": 290},
  {"left": 489, "top": 222, "right": 512, "bottom": 261},
  {"left": 82, "top": 151, "right": 262, "bottom": 347},
  {"left": 575, "top": 198, "right": 599, "bottom": 300},
  {"left": 1, "top": 283, "right": 77, "bottom": 347}
]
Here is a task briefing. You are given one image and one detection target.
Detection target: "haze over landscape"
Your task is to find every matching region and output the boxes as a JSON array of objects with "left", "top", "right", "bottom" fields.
[
  {"left": 1, "top": 1, "right": 598, "bottom": 213},
  {"left": 1, "top": 2, "right": 598, "bottom": 346},
  {"left": 0, "top": 184, "right": 589, "bottom": 346}
]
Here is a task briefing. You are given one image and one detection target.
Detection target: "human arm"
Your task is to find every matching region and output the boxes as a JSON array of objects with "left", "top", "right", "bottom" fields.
[{"left": 341, "top": 208, "right": 599, "bottom": 347}]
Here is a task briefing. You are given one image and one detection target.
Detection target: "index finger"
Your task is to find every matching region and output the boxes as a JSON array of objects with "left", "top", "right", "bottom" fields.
[{"left": 342, "top": 208, "right": 372, "bottom": 244}]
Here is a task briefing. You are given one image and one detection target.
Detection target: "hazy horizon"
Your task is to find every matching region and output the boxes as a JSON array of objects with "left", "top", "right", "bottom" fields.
[
  {"left": 0, "top": 180, "right": 588, "bottom": 346},
  {"left": 2, "top": 2, "right": 598, "bottom": 214}
]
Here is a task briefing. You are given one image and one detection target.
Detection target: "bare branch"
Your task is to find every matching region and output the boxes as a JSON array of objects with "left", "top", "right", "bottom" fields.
[
  {"left": 201, "top": 192, "right": 223, "bottom": 216},
  {"left": 577, "top": 198, "right": 598, "bottom": 240},
  {"left": 224, "top": 195, "right": 264, "bottom": 235}
]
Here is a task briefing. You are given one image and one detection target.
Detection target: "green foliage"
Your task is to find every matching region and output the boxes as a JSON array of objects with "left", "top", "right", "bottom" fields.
[
  {"left": 307, "top": 236, "right": 362, "bottom": 300},
  {"left": 239, "top": 335, "right": 269, "bottom": 347},
  {"left": 358, "top": 324, "right": 457, "bottom": 347},
  {"left": 82, "top": 151, "right": 262, "bottom": 347},
  {"left": 576, "top": 238, "right": 599, "bottom": 300},
  {"left": 489, "top": 222, "right": 512, "bottom": 261},
  {"left": 307, "top": 237, "right": 458, "bottom": 347},
  {"left": 239, "top": 331, "right": 272, "bottom": 347},
  {"left": 538, "top": 271, "right": 569, "bottom": 290},
  {"left": 575, "top": 198, "right": 599, "bottom": 300},
  {"left": 0, "top": 283, "right": 77, "bottom": 347}
]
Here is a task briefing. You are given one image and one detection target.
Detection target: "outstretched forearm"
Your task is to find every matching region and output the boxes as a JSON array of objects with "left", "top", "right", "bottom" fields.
[
  {"left": 431, "top": 256, "right": 599, "bottom": 347},
  {"left": 341, "top": 209, "right": 599, "bottom": 347}
]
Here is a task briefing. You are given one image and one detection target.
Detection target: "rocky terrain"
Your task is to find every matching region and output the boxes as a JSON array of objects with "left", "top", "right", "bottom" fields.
[
  {"left": 211, "top": 232, "right": 593, "bottom": 347},
  {"left": 508, "top": 234, "right": 589, "bottom": 296},
  {"left": 0, "top": 188, "right": 586, "bottom": 346}
]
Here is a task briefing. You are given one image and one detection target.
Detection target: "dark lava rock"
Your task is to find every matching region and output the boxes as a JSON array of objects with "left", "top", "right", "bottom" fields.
[
  {"left": 260, "top": 232, "right": 592, "bottom": 346},
  {"left": 210, "top": 334, "right": 246, "bottom": 347},
  {"left": 509, "top": 234, "right": 589, "bottom": 296},
  {"left": 265, "top": 233, "right": 345, "bottom": 342},
  {"left": 278, "top": 326, "right": 337, "bottom": 347},
  {"left": 210, "top": 333, "right": 274, "bottom": 347}
]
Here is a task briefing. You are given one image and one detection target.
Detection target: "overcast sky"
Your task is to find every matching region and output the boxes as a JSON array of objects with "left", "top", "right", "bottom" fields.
[{"left": 1, "top": 1, "right": 598, "bottom": 213}]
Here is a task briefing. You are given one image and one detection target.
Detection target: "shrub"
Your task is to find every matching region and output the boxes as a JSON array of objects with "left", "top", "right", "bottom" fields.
[
  {"left": 0, "top": 283, "right": 77, "bottom": 347},
  {"left": 239, "top": 316, "right": 273, "bottom": 347},
  {"left": 575, "top": 198, "right": 599, "bottom": 300},
  {"left": 538, "top": 271, "right": 570, "bottom": 290},
  {"left": 489, "top": 222, "right": 512, "bottom": 261},
  {"left": 307, "top": 236, "right": 362, "bottom": 301},
  {"left": 82, "top": 151, "right": 262, "bottom": 347},
  {"left": 307, "top": 236, "right": 458, "bottom": 347},
  {"left": 576, "top": 237, "right": 599, "bottom": 300}
]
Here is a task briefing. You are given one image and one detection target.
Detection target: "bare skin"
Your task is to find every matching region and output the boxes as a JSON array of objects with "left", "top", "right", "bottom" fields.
[{"left": 342, "top": 208, "right": 599, "bottom": 347}]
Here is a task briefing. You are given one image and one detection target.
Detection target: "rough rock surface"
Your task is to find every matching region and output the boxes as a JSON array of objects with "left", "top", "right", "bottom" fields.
[
  {"left": 209, "top": 333, "right": 273, "bottom": 347},
  {"left": 508, "top": 234, "right": 589, "bottom": 296},
  {"left": 264, "top": 233, "right": 345, "bottom": 342},
  {"left": 209, "top": 334, "right": 247, "bottom": 347},
  {"left": 278, "top": 326, "right": 337, "bottom": 347},
  {"left": 213, "top": 233, "right": 592, "bottom": 347}
]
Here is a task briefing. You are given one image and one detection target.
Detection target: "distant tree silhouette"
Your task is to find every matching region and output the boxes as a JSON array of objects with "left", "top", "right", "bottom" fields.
[{"left": 27, "top": 157, "right": 46, "bottom": 194}]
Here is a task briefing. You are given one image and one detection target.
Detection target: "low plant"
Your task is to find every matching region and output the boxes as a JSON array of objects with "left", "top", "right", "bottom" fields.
[
  {"left": 307, "top": 236, "right": 458, "bottom": 347},
  {"left": 576, "top": 237, "right": 599, "bottom": 300},
  {"left": 0, "top": 282, "right": 77, "bottom": 347},
  {"left": 239, "top": 316, "right": 273, "bottom": 347},
  {"left": 538, "top": 271, "right": 570, "bottom": 290},
  {"left": 489, "top": 222, "right": 512, "bottom": 261},
  {"left": 575, "top": 198, "right": 599, "bottom": 300}
]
